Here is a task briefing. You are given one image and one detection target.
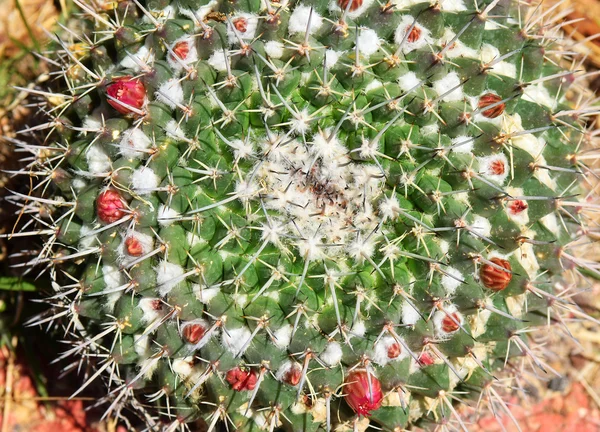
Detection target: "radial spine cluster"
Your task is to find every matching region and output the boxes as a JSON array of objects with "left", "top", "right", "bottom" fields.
[{"left": 8, "top": 0, "right": 600, "bottom": 430}]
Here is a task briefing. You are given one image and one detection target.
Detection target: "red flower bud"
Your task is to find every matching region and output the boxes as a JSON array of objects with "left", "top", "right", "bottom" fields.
[
  {"left": 478, "top": 93, "right": 505, "bottom": 119},
  {"left": 182, "top": 323, "right": 206, "bottom": 345},
  {"left": 282, "top": 364, "right": 302, "bottom": 386},
  {"left": 441, "top": 312, "right": 462, "bottom": 333},
  {"left": 172, "top": 41, "right": 190, "bottom": 61},
  {"left": 508, "top": 199, "right": 528, "bottom": 215},
  {"left": 233, "top": 17, "right": 248, "bottom": 33},
  {"left": 418, "top": 351, "right": 435, "bottom": 366},
  {"left": 406, "top": 25, "right": 422, "bottom": 43},
  {"left": 124, "top": 237, "right": 144, "bottom": 256},
  {"left": 387, "top": 342, "right": 401, "bottom": 359},
  {"left": 106, "top": 77, "right": 146, "bottom": 115},
  {"left": 97, "top": 190, "right": 125, "bottom": 224},
  {"left": 489, "top": 159, "right": 506, "bottom": 175},
  {"left": 344, "top": 370, "right": 383, "bottom": 417},
  {"left": 226, "top": 367, "right": 257, "bottom": 391},
  {"left": 480, "top": 257, "right": 512, "bottom": 291},
  {"left": 338, "top": 0, "right": 362, "bottom": 11}
]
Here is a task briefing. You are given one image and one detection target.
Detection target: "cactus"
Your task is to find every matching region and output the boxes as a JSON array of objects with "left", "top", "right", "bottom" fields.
[{"left": 7, "top": 0, "right": 600, "bottom": 430}]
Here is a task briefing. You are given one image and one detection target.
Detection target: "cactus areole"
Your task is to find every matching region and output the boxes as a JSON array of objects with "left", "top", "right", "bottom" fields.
[{"left": 12, "top": 0, "right": 600, "bottom": 429}]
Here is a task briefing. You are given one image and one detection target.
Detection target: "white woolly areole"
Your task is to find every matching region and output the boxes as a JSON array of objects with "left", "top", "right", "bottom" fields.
[
  {"left": 264, "top": 40, "right": 285, "bottom": 59},
  {"left": 440, "top": 0, "right": 467, "bottom": 11},
  {"left": 441, "top": 267, "right": 463, "bottom": 294},
  {"left": 478, "top": 153, "right": 509, "bottom": 184},
  {"left": 133, "top": 333, "right": 150, "bottom": 357},
  {"left": 350, "top": 320, "right": 366, "bottom": 338},
  {"left": 131, "top": 167, "right": 159, "bottom": 195},
  {"left": 120, "top": 45, "right": 155, "bottom": 72},
  {"left": 119, "top": 128, "right": 152, "bottom": 159},
  {"left": 118, "top": 231, "right": 154, "bottom": 265},
  {"left": 105, "top": 292, "right": 122, "bottom": 312},
  {"left": 438, "top": 28, "right": 477, "bottom": 59},
  {"left": 523, "top": 83, "right": 557, "bottom": 109},
  {"left": 207, "top": 49, "right": 229, "bottom": 72},
  {"left": 432, "top": 304, "right": 463, "bottom": 337},
  {"left": 433, "top": 72, "right": 463, "bottom": 102},
  {"left": 193, "top": 284, "right": 220, "bottom": 304},
  {"left": 103, "top": 265, "right": 123, "bottom": 289},
  {"left": 165, "top": 119, "right": 187, "bottom": 140},
  {"left": 512, "top": 232, "right": 540, "bottom": 277},
  {"left": 178, "top": 1, "right": 218, "bottom": 26},
  {"left": 86, "top": 144, "right": 111, "bottom": 174},
  {"left": 273, "top": 324, "right": 293, "bottom": 349},
  {"left": 372, "top": 336, "right": 408, "bottom": 366},
  {"left": 139, "top": 298, "right": 164, "bottom": 323},
  {"left": 276, "top": 360, "right": 301, "bottom": 385},
  {"left": 155, "top": 79, "right": 184, "bottom": 109},
  {"left": 398, "top": 71, "right": 421, "bottom": 93},
  {"left": 157, "top": 205, "right": 181, "bottom": 226},
  {"left": 451, "top": 135, "right": 474, "bottom": 154},
  {"left": 540, "top": 212, "right": 559, "bottom": 236},
  {"left": 402, "top": 299, "right": 421, "bottom": 325},
  {"left": 505, "top": 113, "right": 545, "bottom": 157},
  {"left": 155, "top": 260, "right": 184, "bottom": 296},
  {"left": 324, "top": 49, "right": 342, "bottom": 68},
  {"left": 469, "top": 304, "right": 492, "bottom": 338},
  {"left": 470, "top": 215, "right": 492, "bottom": 238},
  {"left": 78, "top": 225, "right": 96, "bottom": 249},
  {"left": 172, "top": 358, "right": 195, "bottom": 378},
  {"left": 320, "top": 341, "right": 343, "bottom": 366},
  {"left": 227, "top": 13, "right": 259, "bottom": 42},
  {"left": 221, "top": 326, "right": 252, "bottom": 356},
  {"left": 393, "top": 0, "right": 429, "bottom": 10},
  {"left": 167, "top": 36, "right": 198, "bottom": 71},
  {"left": 395, "top": 16, "right": 433, "bottom": 53},
  {"left": 480, "top": 44, "right": 516, "bottom": 78},
  {"left": 288, "top": 5, "right": 323, "bottom": 35},
  {"left": 356, "top": 28, "right": 381, "bottom": 57}
]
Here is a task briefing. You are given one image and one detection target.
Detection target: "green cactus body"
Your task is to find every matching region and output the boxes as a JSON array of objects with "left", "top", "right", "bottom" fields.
[{"left": 10, "top": 0, "right": 599, "bottom": 429}]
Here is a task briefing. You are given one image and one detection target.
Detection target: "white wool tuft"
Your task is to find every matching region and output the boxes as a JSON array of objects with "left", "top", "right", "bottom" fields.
[
  {"left": 165, "top": 119, "right": 187, "bottom": 140},
  {"left": 356, "top": 28, "right": 381, "bottom": 57},
  {"left": 480, "top": 44, "right": 516, "bottom": 78},
  {"left": 324, "top": 49, "right": 342, "bottom": 68},
  {"left": 178, "top": 1, "right": 218, "bottom": 26},
  {"left": 103, "top": 265, "right": 123, "bottom": 289},
  {"left": 470, "top": 215, "right": 492, "bottom": 238},
  {"left": 372, "top": 336, "right": 408, "bottom": 366},
  {"left": 320, "top": 342, "right": 343, "bottom": 366},
  {"left": 440, "top": 0, "right": 466, "bottom": 11},
  {"left": 86, "top": 144, "right": 111, "bottom": 174},
  {"left": 138, "top": 298, "right": 164, "bottom": 323},
  {"left": 172, "top": 358, "right": 194, "bottom": 378},
  {"left": 119, "top": 128, "right": 152, "bottom": 159},
  {"left": 288, "top": 5, "right": 324, "bottom": 35},
  {"left": 227, "top": 13, "right": 259, "bottom": 43},
  {"left": 264, "top": 40, "right": 285, "bottom": 59},
  {"left": 193, "top": 284, "right": 220, "bottom": 303},
  {"left": 451, "top": 135, "right": 474, "bottom": 154},
  {"left": 207, "top": 49, "right": 229, "bottom": 72},
  {"left": 402, "top": 300, "right": 421, "bottom": 325},
  {"left": 120, "top": 45, "right": 154, "bottom": 71},
  {"left": 478, "top": 153, "right": 509, "bottom": 184},
  {"left": 273, "top": 324, "right": 293, "bottom": 349},
  {"left": 433, "top": 72, "right": 463, "bottom": 102},
  {"left": 133, "top": 333, "right": 150, "bottom": 357},
  {"left": 131, "top": 167, "right": 160, "bottom": 195},
  {"left": 155, "top": 79, "right": 184, "bottom": 109},
  {"left": 155, "top": 260, "right": 184, "bottom": 296},
  {"left": 398, "top": 71, "right": 421, "bottom": 93},
  {"left": 441, "top": 267, "right": 463, "bottom": 294},
  {"left": 79, "top": 225, "right": 96, "bottom": 249},
  {"left": 222, "top": 326, "right": 252, "bottom": 356},
  {"left": 350, "top": 320, "right": 366, "bottom": 338},
  {"left": 157, "top": 205, "right": 180, "bottom": 226},
  {"left": 394, "top": 16, "right": 432, "bottom": 53}
]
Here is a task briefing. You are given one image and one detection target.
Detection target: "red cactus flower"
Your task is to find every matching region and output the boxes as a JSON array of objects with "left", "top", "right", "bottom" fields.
[
  {"left": 344, "top": 370, "right": 383, "bottom": 416},
  {"left": 182, "top": 323, "right": 206, "bottom": 344},
  {"left": 124, "top": 236, "right": 143, "bottom": 256},
  {"left": 226, "top": 367, "right": 257, "bottom": 391},
  {"left": 97, "top": 190, "right": 125, "bottom": 223},
  {"left": 106, "top": 76, "right": 146, "bottom": 115},
  {"left": 480, "top": 257, "right": 512, "bottom": 291}
]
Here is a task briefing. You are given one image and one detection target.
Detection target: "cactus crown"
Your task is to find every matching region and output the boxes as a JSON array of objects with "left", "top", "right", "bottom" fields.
[{"left": 9, "top": 0, "right": 600, "bottom": 430}]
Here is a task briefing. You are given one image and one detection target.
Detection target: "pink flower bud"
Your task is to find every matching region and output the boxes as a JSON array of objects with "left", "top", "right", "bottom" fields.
[
  {"left": 106, "top": 77, "right": 146, "bottom": 115},
  {"left": 226, "top": 367, "right": 257, "bottom": 391},
  {"left": 97, "top": 190, "right": 125, "bottom": 223},
  {"left": 182, "top": 323, "right": 206, "bottom": 344},
  {"left": 344, "top": 370, "right": 383, "bottom": 416},
  {"left": 124, "top": 237, "right": 143, "bottom": 256}
]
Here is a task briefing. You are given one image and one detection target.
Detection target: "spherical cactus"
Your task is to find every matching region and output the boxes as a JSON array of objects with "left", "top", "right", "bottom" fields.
[{"left": 9, "top": 0, "right": 600, "bottom": 430}]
